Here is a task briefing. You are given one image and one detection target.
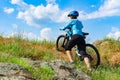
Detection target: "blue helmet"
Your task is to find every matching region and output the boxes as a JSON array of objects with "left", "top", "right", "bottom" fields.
[{"left": 68, "top": 10, "right": 79, "bottom": 17}]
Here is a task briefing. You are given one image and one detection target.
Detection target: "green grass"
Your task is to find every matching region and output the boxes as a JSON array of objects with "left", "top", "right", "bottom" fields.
[
  {"left": 0, "top": 36, "right": 120, "bottom": 80},
  {"left": 32, "top": 66, "right": 54, "bottom": 80},
  {"left": 89, "top": 66, "right": 120, "bottom": 80},
  {"left": 0, "top": 53, "right": 55, "bottom": 80},
  {"left": 0, "top": 36, "right": 57, "bottom": 79},
  {"left": 74, "top": 61, "right": 120, "bottom": 80}
]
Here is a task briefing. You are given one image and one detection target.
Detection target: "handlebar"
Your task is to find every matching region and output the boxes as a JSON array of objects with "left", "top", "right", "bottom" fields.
[{"left": 60, "top": 29, "right": 89, "bottom": 38}]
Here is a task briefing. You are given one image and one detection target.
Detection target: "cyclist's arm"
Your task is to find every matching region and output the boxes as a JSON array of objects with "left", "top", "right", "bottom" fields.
[{"left": 60, "top": 20, "right": 73, "bottom": 30}]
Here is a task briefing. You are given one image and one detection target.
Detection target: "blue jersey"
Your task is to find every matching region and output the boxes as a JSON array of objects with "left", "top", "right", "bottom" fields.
[{"left": 61, "top": 19, "right": 83, "bottom": 36}]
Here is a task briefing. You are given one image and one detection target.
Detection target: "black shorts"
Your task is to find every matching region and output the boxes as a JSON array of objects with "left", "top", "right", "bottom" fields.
[{"left": 65, "top": 34, "right": 88, "bottom": 58}]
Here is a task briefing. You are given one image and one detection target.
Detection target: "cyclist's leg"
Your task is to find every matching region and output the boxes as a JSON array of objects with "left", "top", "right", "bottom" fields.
[
  {"left": 76, "top": 36, "right": 87, "bottom": 58},
  {"left": 78, "top": 51, "right": 92, "bottom": 71},
  {"left": 77, "top": 36, "right": 92, "bottom": 71},
  {"left": 65, "top": 35, "right": 79, "bottom": 63}
]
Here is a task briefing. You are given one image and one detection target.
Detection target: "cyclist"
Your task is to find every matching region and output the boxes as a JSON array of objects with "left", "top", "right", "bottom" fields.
[{"left": 60, "top": 10, "right": 92, "bottom": 71}]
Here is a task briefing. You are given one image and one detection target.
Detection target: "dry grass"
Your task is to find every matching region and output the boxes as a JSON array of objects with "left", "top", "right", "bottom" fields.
[
  {"left": 94, "top": 38, "right": 120, "bottom": 66},
  {"left": 0, "top": 36, "right": 57, "bottom": 61},
  {"left": 1, "top": 35, "right": 120, "bottom": 66}
]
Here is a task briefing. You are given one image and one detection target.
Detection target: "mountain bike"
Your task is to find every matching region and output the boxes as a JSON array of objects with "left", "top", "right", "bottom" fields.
[{"left": 56, "top": 29, "right": 100, "bottom": 68}]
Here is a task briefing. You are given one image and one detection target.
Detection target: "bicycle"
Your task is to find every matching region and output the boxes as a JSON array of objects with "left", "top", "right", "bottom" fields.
[{"left": 56, "top": 29, "right": 100, "bottom": 68}]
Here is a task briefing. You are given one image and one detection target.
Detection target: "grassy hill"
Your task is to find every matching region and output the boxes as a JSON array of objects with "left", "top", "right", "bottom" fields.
[
  {"left": 94, "top": 38, "right": 120, "bottom": 66},
  {"left": 0, "top": 35, "right": 120, "bottom": 80},
  {"left": 0, "top": 35, "right": 57, "bottom": 60}
]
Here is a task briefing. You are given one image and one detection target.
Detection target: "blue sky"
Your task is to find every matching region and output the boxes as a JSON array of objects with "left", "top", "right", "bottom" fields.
[{"left": 0, "top": 0, "right": 120, "bottom": 43}]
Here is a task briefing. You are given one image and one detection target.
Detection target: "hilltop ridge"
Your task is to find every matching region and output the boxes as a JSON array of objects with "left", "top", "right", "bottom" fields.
[{"left": 0, "top": 36, "right": 120, "bottom": 66}]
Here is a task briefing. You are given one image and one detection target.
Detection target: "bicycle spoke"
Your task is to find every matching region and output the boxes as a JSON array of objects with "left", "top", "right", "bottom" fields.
[
  {"left": 56, "top": 35, "right": 68, "bottom": 52},
  {"left": 86, "top": 44, "right": 100, "bottom": 68}
]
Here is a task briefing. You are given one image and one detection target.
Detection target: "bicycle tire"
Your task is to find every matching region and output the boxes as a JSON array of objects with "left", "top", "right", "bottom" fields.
[
  {"left": 56, "top": 35, "right": 68, "bottom": 52},
  {"left": 85, "top": 44, "right": 100, "bottom": 68}
]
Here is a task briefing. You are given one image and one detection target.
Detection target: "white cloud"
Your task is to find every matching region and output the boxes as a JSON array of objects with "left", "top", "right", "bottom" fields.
[
  {"left": 3, "top": 7, "right": 14, "bottom": 14},
  {"left": 11, "top": 0, "right": 68, "bottom": 27},
  {"left": 4, "top": 28, "right": 53, "bottom": 41},
  {"left": 11, "top": 0, "right": 28, "bottom": 7},
  {"left": 81, "top": 0, "right": 120, "bottom": 19},
  {"left": 106, "top": 27, "right": 120, "bottom": 40},
  {"left": 17, "top": 6, "right": 40, "bottom": 27},
  {"left": 11, "top": 0, "right": 21, "bottom": 4},
  {"left": 17, "top": 3, "right": 68, "bottom": 27},
  {"left": 12, "top": 24, "right": 18, "bottom": 29},
  {"left": 9, "top": 31, "right": 40, "bottom": 40},
  {"left": 40, "top": 28, "right": 52, "bottom": 40},
  {"left": 10, "top": 0, "right": 120, "bottom": 27}
]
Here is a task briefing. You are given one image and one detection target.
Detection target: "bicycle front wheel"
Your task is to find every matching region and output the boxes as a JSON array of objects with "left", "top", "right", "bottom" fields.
[
  {"left": 56, "top": 35, "right": 68, "bottom": 52},
  {"left": 85, "top": 44, "right": 100, "bottom": 68}
]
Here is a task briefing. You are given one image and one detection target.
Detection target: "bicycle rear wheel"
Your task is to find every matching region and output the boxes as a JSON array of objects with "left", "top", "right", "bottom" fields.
[
  {"left": 85, "top": 44, "right": 100, "bottom": 68},
  {"left": 56, "top": 35, "right": 68, "bottom": 52}
]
